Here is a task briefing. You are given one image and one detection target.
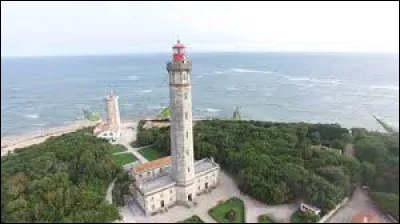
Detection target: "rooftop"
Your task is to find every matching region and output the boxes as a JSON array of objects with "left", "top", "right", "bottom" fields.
[
  {"left": 194, "top": 158, "right": 219, "bottom": 175},
  {"left": 137, "top": 173, "right": 175, "bottom": 194},
  {"left": 133, "top": 156, "right": 172, "bottom": 173}
]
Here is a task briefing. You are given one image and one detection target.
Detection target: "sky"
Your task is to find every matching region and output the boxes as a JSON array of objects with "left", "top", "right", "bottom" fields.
[{"left": 1, "top": 1, "right": 399, "bottom": 57}]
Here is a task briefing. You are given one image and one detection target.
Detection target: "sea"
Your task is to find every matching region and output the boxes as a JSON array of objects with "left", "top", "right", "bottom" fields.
[{"left": 1, "top": 52, "right": 399, "bottom": 136}]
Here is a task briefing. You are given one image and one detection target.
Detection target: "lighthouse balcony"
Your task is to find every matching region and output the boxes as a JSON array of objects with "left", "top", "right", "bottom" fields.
[{"left": 166, "top": 61, "right": 192, "bottom": 72}]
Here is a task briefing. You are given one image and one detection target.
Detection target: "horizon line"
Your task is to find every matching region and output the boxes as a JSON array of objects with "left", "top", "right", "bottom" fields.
[{"left": 2, "top": 50, "right": 399, "bottom": 59}]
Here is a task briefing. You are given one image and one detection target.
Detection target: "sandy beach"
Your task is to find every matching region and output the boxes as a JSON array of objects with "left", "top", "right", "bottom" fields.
[{"left": 1, "top": 120, "right": 99, "bottom": 157}]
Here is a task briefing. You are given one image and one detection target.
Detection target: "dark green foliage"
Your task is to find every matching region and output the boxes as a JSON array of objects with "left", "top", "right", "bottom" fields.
[
  {"left": 291, "top": 211, "right": 320, "bottom": 223},
  {"left": 178, "top": 215, "right": 204, "bottom": 223},
  {"left": 370, "top": 192, "right": 399, "bottom": 219},
  {"left": 258, "top": 215, "right": 275, "bottom": 223},
  {"left": 112, "top": 170, "right": 132, "bottom": 206},
  {"left": 136, "top": 120, "right": 360, "bottom": 213},
  {"left": 353, "top": 130, "right": 399, "bottom": 219},
  {"left": 208, "top": 197, "right": 245, "bottom": 223},
  {"left": 354, "top": 131, "right": 399, "bottom": 194},
  {"left": 1, "top": 128, "right": 121, "bottom": 223}
]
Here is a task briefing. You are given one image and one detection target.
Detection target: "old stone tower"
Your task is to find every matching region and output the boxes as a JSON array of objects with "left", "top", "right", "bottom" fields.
[
  {"left": 166, "top": 40, "right": 196, "bottom": 203},
  {"left": 105, "top": 90, "right": 121, "bottom": 133}
]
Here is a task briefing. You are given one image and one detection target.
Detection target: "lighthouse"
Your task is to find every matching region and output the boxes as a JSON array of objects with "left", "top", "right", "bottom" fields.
[
  {"left": 166, "top": 39, "right": 196, "bottom": 202},
  {"left": 131, "top": 40, "right": 219, "bottom": 216}
]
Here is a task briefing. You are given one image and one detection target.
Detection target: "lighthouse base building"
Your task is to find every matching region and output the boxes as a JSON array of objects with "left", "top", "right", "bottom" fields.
[
  {"left": 131, "top": 40, "right": 220, "bottom": 216},
  {"left": 131, "top": 157, "right": 219, "bottom": 215}
]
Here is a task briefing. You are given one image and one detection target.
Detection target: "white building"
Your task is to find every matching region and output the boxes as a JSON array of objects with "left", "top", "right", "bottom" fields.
[
  {"left": 131, "top": 40, "right": 220, "bottom": 216},
  {"left": 300, "top": 203, "right": 321, "bottom": 216},
  {"left": 93, "top": 91, "right": 121, "bottom": 141}
]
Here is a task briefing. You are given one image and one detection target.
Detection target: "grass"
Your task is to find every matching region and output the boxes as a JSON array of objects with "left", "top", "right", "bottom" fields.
[
  {"left": 112, "top": 153, "right": 137, "bottom": 167},
  {"left": 109, "top": 144, "right": 128, "bottom": 154},
  {"left": 258, "top": 215, "right": 275, "bottom": 223},
  {"left": 138, "top": 147, "right": 165, "bottom": 161},
  {"left": 178, "top": 215, "right": 204, "bottom": 223},
  {"left": 291, "top": 211, "right": 319, "bottom": 223},
  {"left": 208, "top": 197, "right": 245, "bottom": 223}
]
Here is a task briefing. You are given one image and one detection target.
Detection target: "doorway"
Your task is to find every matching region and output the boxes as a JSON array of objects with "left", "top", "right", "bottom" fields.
[
  {"left": 188, "top": 194, "right": 192, "bottom": 201},
  {"left": 205, "top": 182, "right": 209, "bottom": 189},
  {"left": 161, "top": 200, "right": 165, "bottom": 208}
]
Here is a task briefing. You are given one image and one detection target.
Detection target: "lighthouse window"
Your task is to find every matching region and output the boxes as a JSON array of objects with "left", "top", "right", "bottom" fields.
[
  {"left": 185, "top": 112, "right": 188, "bottom": 120},
  {"left": 186, "top": 131, "right": 188, "bottom": 138},
  {"left": 188, "top": 167, "right": 190, "bottom": 173},
  {"left": 184, "top": 93, "right": 188, "bottom": 100}
]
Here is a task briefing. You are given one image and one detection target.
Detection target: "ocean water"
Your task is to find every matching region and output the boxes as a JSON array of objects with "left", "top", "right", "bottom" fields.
[{"left": 1, "top": 52, "right": 399, "bottom": 135}]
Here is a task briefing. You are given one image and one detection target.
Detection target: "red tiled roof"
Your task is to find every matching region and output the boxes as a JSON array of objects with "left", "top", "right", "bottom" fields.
[{"left": 133, "top": 156, "right": 171, "bottom": 173}]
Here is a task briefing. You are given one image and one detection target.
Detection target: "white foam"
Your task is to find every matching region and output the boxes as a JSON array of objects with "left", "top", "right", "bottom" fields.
[
  {"left": 201, "top": 108, "right": 221, "bottom": 113},
  {"left": 284, "top": 75, "right": 342, "bottom": 85},
  {"left": 147, "top": 105, "right": 165, "bottom": 110},
  {"left": 24, "top": 114, "right": 39, "bottom": 119},
  {"left": 369, "top": 85, "right": 399, "bottom": 91},
  {"left": 127, "top": 75, "right": 139, "bottom": 81},
  {"left": 32, "top": 123, "right": 46, "bottom": 126},
  {"left": 213, "top": 71, "right": 224, "bottom": 74},
  {"left": 137, "top": 89, "right": 152, "bottom": 93},
  {"left": 231, "top": 68, "right": 274, "bottom": 74}
]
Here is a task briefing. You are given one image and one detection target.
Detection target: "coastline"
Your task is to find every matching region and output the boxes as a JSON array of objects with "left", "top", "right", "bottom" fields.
[{"left": 1, "top": 119, "right": 99, "bottom": 157}]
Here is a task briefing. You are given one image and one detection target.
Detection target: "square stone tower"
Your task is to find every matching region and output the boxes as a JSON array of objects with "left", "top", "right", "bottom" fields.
[{"left": 166, "top": 40, "right": 196, "bottom": 204}]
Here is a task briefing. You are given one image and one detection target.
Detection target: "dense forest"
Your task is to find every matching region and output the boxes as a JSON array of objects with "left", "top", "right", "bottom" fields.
[
  {"left": 352, "top": 128, "right": 399, "bottom": 219},
  {"left": 136, "top": 120, "right": 361, "bottom": 214},
  {"left": 1, "top": 128, "right": 121, "bottom": 223}
]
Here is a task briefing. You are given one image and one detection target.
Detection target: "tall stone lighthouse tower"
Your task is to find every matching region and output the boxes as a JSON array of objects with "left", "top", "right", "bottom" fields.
[
  {"left": 166, "top": 40, "right": 196, "bottom": 203},
  {"left": 105, "top": 90, "right": 121, "bottom": 134}
]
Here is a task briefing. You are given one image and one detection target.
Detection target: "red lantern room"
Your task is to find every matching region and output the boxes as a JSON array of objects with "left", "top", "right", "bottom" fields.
[{"left": 172, "top": 39, "right": 186, "bottom": 61}]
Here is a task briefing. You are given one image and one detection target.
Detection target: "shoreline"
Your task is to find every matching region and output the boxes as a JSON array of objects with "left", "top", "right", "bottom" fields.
[
  {"left": 0, "top": 118, "right": 139, "bottom": 157},
  {"left": 1, "top": 120, "right": 99, "bottom": 157}
]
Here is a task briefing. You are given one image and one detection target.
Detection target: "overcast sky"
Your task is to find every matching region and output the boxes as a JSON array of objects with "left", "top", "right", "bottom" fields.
[{"left": 1, "top": 1, "right": 399, "bottom": 57}]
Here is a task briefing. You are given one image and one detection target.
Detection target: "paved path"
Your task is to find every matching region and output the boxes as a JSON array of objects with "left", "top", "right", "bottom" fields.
[
  {"left": 113, "top": 121, "right": 149, "bottom": 164},
  {"left": 106, "top": 178, "right": 117, "bottom": 204},
  {"left": 326, "top": 187, "right": 392, "bottom": 223}
]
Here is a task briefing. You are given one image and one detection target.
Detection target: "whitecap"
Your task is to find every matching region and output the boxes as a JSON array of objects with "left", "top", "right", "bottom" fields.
[
  {"left": 199, "top": 108, "right": 221, "bottom": 113},
  {"left": 137, "top": 89, "right": 153, "bottom": 93},
  {"left": 24, "top": 114, "right": 39, "bottom": 119},
  {"left": 284, "top": 75, "right": 341, "bottom": 86},
  {"left": 147, "top": 105, "right": 165, "bottom": 110},
  {"left": 213, "top": 71, "right": 224, "bottom": 74},
  {"left": 368, "top": 85, "right": 399, "bottom": 91},
  {"left": 32, "top": 123, "right": 46, "bottom": 126},
  {"left": 127, "top": 75, "right": 139, "bottom": 81},
  {"left": 231, "top": 68, "right": 274, "bottom": 74}
]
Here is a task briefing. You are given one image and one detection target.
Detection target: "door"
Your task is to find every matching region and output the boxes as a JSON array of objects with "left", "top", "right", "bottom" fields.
[
  {"left": 205, "top": 182, "right": 209, "bottom": 189},
  {"left": 161, "top": 200, "right": 165, "bottom": 208},
  {"left": 188, "top": 194, "right": 192, "bottom": 201}
]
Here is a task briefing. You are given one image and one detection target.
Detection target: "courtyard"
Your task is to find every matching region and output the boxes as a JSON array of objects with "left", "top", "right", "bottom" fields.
[{"left": 118, "top": 170, "right": 297, "bottom": 223}]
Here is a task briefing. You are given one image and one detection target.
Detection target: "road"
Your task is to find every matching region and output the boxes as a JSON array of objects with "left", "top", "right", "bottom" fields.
[{"left": 326, "top": 187, "right": 392, "bottom": 223}]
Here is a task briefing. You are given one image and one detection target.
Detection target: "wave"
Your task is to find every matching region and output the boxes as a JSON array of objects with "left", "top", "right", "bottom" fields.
[
  {"left": 127, "top": 75, "right": 139, "bottom": 81},
  {"left": 283, "top": 75, "right": 342, "bottom": 85},
  {"left": 147, "top": 105, "right": 165, "bottom": 110},
  {"left": 225, "top": 86, "right": 238, "bottom": 91},
  {"left": 231, "top": 68, "right": 274, "bottom": 74},
  {"left": 213, "top": 71, "right": 224, "bottom": 74},
  {"left": 368, "top": 85, "right": 399, "bottom": 91},
  {"left": 24, "top": 114, "right": 39, "bottom": 119},
  {"left": 32, "top": 123, "right": 46, "bottom": 126},
  {"left": 201, "top": 108, "right": 221, "bottom": 113},
  {"left": 137, "top": 89, "right": 152, "bottom": 93}
]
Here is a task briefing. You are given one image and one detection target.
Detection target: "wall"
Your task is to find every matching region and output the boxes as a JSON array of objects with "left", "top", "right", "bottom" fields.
[
  {"left": 145, "top": 186, "right": 176, "bottom": 214},
  {"left": 195, "top": 169, "right": 219, "bottom": 195}
]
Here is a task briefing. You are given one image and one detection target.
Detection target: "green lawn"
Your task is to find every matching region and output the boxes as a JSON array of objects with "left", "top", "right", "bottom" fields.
[
  {"left": 258, "top": 215, "right": 275, "bottom": 223},
  {"left": 178, "top": 215, "right": 204, "bottom": 223},
  {"left": 112, "top": 153, "right": 137, "bottom": 167},
  {"left": 291, "top": 211, "right": 319, "bottom": 223},
  {"left": 138, "top": 147, "right": 164, "bottom": 161},
  {"left": 109, "top": 144, "right": 128, "bottom": 154},
  {"left": 208, "top": 197, "right": 245, "bottom": 223}
]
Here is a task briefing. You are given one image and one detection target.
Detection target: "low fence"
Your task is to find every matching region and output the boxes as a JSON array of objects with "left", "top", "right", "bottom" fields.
[{"left": 318, "top": 197, "right": 349, "bottom": 223}]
